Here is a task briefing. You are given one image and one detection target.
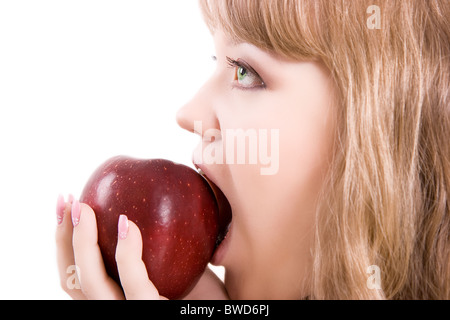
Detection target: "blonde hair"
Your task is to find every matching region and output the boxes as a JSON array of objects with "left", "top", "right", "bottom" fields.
[{"left": 199, "top": 0, "right": 450, "bottom": 299}]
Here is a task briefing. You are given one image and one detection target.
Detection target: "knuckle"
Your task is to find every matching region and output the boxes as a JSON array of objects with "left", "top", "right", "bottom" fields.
[
  {"left": 80, "top": 286, "right": 93, "bottom": 298},
  {"left": 60, "top": 264, "right": 82, "bottom": 295},
  {"left": 60, "top": 278, "right": 69, "bottom": 293},
  {"left": 60, "top": 278, "right": 80, "bottom": 297},
  {"left": 115, "top": 246, "right": 138, "bottom": 274},
  {"left": 115, "top": 248, "right": 127, "bottom": 266},
  {"left": 55, "top": 227, "right": 69, "bottom": 246}
]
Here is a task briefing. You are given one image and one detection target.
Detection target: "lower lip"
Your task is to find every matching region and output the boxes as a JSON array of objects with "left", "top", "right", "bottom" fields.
[{"left": 211, "top": 221, "right": 233, "bottom": 266}]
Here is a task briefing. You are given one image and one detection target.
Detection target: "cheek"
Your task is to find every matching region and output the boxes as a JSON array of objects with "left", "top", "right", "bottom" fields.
[
  {"left": 278, "top": 122, "right": 331, "bottom": 194},
  {"left": 277, "top": 84, "right": 335, "bottom": 194},
  {"left": 221, "top": 88, "right": 334, "bottom": 217},
  {"left": 230, "top": 95, "right": 333, "bottom": 242}
]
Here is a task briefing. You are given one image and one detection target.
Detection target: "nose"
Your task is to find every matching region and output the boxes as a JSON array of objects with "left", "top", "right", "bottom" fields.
[{"left": 176, "top": 82, "right": 220, "bottom": 137}]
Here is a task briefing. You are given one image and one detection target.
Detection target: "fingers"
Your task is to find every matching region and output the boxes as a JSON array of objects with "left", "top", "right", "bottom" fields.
[
  {"left": 56, "top": 195, "right": 163, "bottom": 300},
  {"left": 55, "top": 194, "right": 85, "bottom": 300},
  {"left": 115, "top": 215, "right": 163, "bottom": 300},
  {"left": 71, "top": 201, "right": 124, "bottom": 300}
]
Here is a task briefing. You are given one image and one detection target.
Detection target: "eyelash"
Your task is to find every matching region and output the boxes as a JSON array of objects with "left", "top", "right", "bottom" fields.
[{"left": 225, "top": 56, "right": 266, "bottom": 90}]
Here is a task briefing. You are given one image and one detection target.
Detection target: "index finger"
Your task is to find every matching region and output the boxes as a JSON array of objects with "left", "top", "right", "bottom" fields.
[
  {"left": 72, "top": 201, "right": 124, "bottom": 300},
  {"left": 55, "top": 195, "right": 85, "bottom": 299}
]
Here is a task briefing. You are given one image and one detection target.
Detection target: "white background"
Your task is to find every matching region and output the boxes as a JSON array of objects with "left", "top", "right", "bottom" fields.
[{"left": 0, "top": 0, "right": 222, "bottom": 299}]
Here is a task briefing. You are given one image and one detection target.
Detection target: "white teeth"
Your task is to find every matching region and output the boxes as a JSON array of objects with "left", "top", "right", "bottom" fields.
[
  {"left": 197, "top": 168, "right": 205, "bottom": 176},
  {"left": 224, "top": 223, "right": 231, "bottom": 238}
]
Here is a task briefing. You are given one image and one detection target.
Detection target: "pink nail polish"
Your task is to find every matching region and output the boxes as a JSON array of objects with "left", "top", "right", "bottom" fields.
[
  {"left": 67, "top": 194, "right": 74, "bottom": 204},
  {"left": 56, "top": 194, "right": 65, "bottom": 225},
  {"left": 71, "top": 199, "right": 81, "bottom": 227},
  {"left": 118, "top": 215, "right": 129, "bottom": 240}
]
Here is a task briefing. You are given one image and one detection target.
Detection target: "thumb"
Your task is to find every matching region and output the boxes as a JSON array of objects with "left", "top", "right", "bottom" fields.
[{"left": 115, "top": 215, "right": 163, "bottom": 300}]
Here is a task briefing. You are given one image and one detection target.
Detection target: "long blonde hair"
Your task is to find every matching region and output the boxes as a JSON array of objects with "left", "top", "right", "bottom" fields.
[{"left": 199, "top": 0, "right": 450, "bottom": 299}]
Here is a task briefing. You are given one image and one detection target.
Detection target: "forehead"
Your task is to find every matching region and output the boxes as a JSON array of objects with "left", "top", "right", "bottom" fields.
[{"left": 212, "top": 29, "right": 296, "bottom": 64}]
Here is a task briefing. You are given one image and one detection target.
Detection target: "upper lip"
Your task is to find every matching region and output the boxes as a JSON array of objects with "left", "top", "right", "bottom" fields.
[
  {"left": 194, "top": 162, "right": 222, "bottom": 197},
  {"left": 193, "top": 162, "right": 215, "bottom": 185}
]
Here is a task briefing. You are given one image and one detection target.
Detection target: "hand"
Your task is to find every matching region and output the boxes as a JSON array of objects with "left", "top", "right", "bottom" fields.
[{"left": 55, "top": 195, "right": 166, "bottom": 300}]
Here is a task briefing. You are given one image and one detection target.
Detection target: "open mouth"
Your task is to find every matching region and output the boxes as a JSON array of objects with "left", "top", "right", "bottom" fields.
[{"left": 195, "top": 165, "right": 233, "bottom": 248}]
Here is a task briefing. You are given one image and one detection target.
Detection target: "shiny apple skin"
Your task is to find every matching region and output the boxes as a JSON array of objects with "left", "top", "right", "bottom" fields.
[{"left": 79, "top": 156, "right": 219, "bottom": 299}]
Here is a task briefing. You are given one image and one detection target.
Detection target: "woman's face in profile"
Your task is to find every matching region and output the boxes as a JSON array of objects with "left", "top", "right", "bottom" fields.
[{"left": 177, "top": 30, "right": 337, "bottom": 299}]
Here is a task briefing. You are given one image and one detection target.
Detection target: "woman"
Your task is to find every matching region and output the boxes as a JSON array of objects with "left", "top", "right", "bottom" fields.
[{"left": 56, "top": 0, "right": 449, "bottom": 299}]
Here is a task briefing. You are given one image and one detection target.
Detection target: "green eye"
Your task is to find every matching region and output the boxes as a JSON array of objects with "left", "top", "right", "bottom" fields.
[
  {"left": 236, "top": 66, "right": 260, "bottom": 87},
  {"left": 226, "top": 56, "right": 266, "bottom": 90},
  {"left": 237, "top": 67, "right": 247, "bottom": 82}
]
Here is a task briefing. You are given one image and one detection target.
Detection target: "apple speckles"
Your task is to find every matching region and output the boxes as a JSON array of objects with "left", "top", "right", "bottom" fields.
[{"left": 80, "top": 156, "right": 225, "bottom": 300}]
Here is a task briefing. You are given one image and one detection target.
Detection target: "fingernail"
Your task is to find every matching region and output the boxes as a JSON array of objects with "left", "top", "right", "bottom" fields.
[
  {"left": 118, "top": 215, "right": 129, "bottom": 240},
  {"left": 56, "top": 194, "right": 65, "bottom": 225},
  {"left": 71, "top": 199, "right": 81, "bottom": 227},
  {"left": 67, "top": 194, "right": 74, "bottom": 204}
]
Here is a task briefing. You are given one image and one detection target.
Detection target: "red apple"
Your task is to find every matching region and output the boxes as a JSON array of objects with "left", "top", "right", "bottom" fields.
[{"left": 79, "top": 156, "right": 231, "bottom": 299}]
